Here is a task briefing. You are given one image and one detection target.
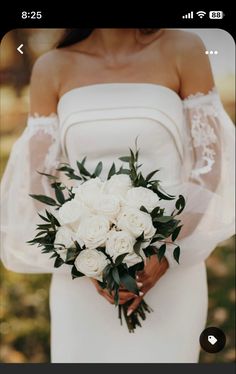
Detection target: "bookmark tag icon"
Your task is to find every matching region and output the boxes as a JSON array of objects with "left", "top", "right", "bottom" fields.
[{"left": 208, "top": 335, "right": 217, "bottom": 345}]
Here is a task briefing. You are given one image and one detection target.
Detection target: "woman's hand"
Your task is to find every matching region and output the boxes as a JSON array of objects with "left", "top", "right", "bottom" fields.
[
  {"left": 90, "top": 278, "right": 141, "bottom": 305},
  {"left": 126, "top": 255, "right": 169, "bottom": 316},
  {"left": 90, "top": 254, "right": 169, "bottom": 313}
]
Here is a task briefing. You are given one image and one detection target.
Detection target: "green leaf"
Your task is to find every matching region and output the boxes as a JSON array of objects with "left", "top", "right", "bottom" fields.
[
  {"left": 71, "top": 265, "right": 85, "bottom": 279},
  {"left": 145, "top": 169, "right": 160, "bottom": 182},
  {"left": 137, "top": 173, "right": 146, "bottom": 187},
  {"left": 35, "top": 231, "right": 48, "bottom": 237},
  {"left": 172, "top": 225, "right": 183, "bottom": 241},
  {"left": 157, "top": 244, "right": 166, "bottom": 262},
  {"left": 154, "top": 216, "right": 173, "bottom": 223},
  {"left": 150, "top": 234, "right": 166, "bottom": 242},
  {"left": 150, "top": 206, "right": 160, "bottom": 218},
  {"left": 29, "top": 194, "right": 58, "bottom": 206},
  {"left": 119, "top": 156, "right": 131, "bottom": 163},
  {"left": 80, "top": 156, "right": 87, "bottom": 166},
  {"left": 143, "top": 245, "right": 157, "bottom": 257},
  {"left": 37, "top": 212, "right": 50, "bottom": 222},
  {"left": 92, "top": 161, "right": 103, "bottom": 177},
  {"left": 36, "top": 171, "right": 58, "bottom": 180},
  {"left": 133, "top": 241, "right": 142, "bottom": 257},
  {"left": 140, "top": 205, "right": 149, "bottom": 213},
  {"left": 173, "top": 246, "right": 180, "bottom": 264},
  {"left": 115, "top": 252, "right": 129, "bottom": 265},
  {"left": 119, "top": 271, "right": 139, "bottom": 295},
  {"left": 112, "top": 267, "right": 120, "bottom": 285},
  {"left": 129, "top": 148, "right": 135, "bottom": 163},
  {"left": 117, "top": 168, "right": 130, "bottom": 175},
  {"left": 51, "top": 214, "right": 61, "bottom": 227},
  {"left": 76, "top": 161, "right": 91, "bottom": 177},
  {"left": 97, "top": 280, "right": 106, "bottom": 289},
  {"left": 175, "top": 195, "right": 186, "bottom": 215},
  {"left": 67, "top": 173, "right": 82, "bottom": 181},
  {"left": 107, "top": 162, "right": 116, "bottom": 179},
  {"left": 73, "top": 240, "right": 83, "bottom": 252},
  {"left": 44, "top": 210, "right": 60, "bottom": 227},
  {"left": 57, "top": 163, "right": 74, "bottom": 172},
  {"left": 136, "top": 231, "right": 145, "bottom": 242},
  {"left": 154, "top": 188, "right": 175, "bottom": 200},
  {"left": 114, "top": 286, "right": 119, "bottom": 306},
  {"left": 150, "top": 183, "right": 175, "bottom": 200},
  {"left": 41, "top": 243, "right": 55, "bottom": 248},
  {"left": 36, "top": 223, "right": 53, "bottom": 229},
  {"left": 66, "top": 247, "right": 78, "bottom": 262},
  {"left": 54, "top": 256, "right": 64, "bottom": 268},
  {"left": 55, "top": 188, "right": 65, "bottom": 204},
  {"left": 45, "top": 209, "right": 52, "bottom": 220},
  {"left": 103, "top": 263, "right": 113, "bottom": 274}
]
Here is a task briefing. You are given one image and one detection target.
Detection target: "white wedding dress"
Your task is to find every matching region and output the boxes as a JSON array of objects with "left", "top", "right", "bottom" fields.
[{"left": 0, "top": 83, "right": 235, "bottom": 363}]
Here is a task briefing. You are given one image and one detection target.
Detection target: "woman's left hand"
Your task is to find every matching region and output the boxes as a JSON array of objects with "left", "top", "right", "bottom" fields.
[{"left": 127, "top": 255, "right": 169, "bottom": 316}]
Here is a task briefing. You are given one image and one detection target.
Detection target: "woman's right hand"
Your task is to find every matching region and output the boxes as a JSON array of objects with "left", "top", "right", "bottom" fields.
[{"left": 90, "top": 278, "right": 143, "bottom": 305}]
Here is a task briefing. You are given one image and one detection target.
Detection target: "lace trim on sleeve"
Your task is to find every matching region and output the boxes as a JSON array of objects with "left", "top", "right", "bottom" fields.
[
  {"left": 182, "top": 86, "right": 218, "bottom": 107},
  {"left": 190, "top": 106, "right": 218, "bottom": 179},
  {"left": 27, "top": 114, "right": 61, "bottom": 171},
  {"left": 183, "top": 88, "right": 222, "bottom": 183}
]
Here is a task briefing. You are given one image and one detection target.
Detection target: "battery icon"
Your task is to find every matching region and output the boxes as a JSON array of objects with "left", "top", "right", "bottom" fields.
[{"left": 209, "top": 11, "right": 224, "bottom": 19}]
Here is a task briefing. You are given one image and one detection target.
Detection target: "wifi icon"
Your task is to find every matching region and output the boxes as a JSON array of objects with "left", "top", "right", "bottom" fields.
[{"left": 196, "top": 11, "right": 206, "bottom": 18}]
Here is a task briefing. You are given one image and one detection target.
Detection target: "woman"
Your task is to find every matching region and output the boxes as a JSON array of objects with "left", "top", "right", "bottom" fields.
[{"left": 0, "top": 29, "right": 235, "bottom": 363}]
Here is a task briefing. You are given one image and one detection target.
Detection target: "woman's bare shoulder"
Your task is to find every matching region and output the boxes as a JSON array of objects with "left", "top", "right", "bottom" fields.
[
  {"left": 163, "top": 30, "right": 214, "bottom": 98},
  {"left": 162, "top": 29, "right": 205, "bottom": 54},
  {"left": 30, "top": 49, "right": 68, "bottom": 114},
  {"left": 163, "top": 29, "right": 208, "bottom": 67},
  {"left": 31, "top": 49, "right": 69, "bottom": 80}
]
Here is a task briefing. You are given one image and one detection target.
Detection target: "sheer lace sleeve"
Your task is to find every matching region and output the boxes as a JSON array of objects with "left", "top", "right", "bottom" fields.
[
  {"left": 165, "top": 89, "right": 235, "bottom": 267},
  {"left": 0, "top": 115, "right": 68, "bottom": 273}
]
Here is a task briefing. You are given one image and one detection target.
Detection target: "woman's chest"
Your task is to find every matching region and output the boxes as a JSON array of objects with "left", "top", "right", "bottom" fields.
[{"left": 58, "top": 53, "right": 180, "bottom": 99}]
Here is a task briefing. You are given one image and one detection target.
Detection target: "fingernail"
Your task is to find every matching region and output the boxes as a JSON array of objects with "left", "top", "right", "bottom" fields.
[
  {"left": 139, "top": 292, "right": 144, "bottom": 296},
  {"left": 137, "top": 282, "right": 143, "bottom": 288},
  {"left": 127, "top": 309, "right": 133, "bottom": 316}
]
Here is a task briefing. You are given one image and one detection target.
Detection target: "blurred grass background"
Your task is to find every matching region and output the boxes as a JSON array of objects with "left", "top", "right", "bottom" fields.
[{"left": 0, "top": 29, "right": 235, "bottom": 363}]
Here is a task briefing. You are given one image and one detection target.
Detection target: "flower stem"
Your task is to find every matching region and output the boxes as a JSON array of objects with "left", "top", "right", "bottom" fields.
[{"left": 118, "top": 298, "right": 153, "bottom": 332}]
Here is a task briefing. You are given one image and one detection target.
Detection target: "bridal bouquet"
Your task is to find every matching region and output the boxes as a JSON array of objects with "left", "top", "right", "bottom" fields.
[{"left": 28, "top": 141, "right": 185, "bottom": 332}]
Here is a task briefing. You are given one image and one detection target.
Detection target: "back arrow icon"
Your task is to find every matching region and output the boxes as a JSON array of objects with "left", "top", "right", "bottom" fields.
[{"left": 17, "top": 44, "right": 24, "bottom": 54}]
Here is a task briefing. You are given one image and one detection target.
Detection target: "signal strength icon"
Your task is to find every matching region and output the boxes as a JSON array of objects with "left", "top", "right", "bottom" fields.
[
  {"left": 182, "top": 11, "right": 194, "bottom": 19},
  {"left": 196, "top": 11, "right": 206, "bottom": 18}
]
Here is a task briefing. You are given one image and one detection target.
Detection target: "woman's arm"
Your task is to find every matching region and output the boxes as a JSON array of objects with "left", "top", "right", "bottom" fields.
[
  {"left": 176, "top": 31, "right": 214, "bottom": 99},
  {"left": 29, "top": 51, "right": 59, "bottom": 115},
  {"left": 0, "top": 51, "right": 64, "bottom": 273}
]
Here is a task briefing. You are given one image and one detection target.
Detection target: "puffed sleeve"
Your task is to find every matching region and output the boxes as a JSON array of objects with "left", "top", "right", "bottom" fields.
[
  {"left": 0, "top": 115, "right": 68, "bottom": 273},
  {"left": 165, "top": 89, "right": 235, "bottom": 267}
]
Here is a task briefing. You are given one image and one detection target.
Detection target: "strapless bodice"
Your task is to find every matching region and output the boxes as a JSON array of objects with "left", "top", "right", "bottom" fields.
[{"left": 57, "top": 83, "right": 185, "bottom": 188}]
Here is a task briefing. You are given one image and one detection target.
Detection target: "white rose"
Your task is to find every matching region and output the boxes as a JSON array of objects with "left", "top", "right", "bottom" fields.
[
  {"left": 117, "top": 207, "right": 156, "bottom": 239},
  {"left": 106, "top": 230, "right": 135, "bottom": 259},
  {"left": 76, "top": 215, "right": 110, "bottom": 249},
  {"left": 73, "top": 178, "right": 105, "bottom": 214},
  {"left": 58, "top": 199, "right": 86, "bottom": 225},
  {"left": 93, "top": 194, "right": 121, "bottom": 222},
  {"left": 75, "top": 249, "right": 109, "bottom": 281},
  {"left": 73, "top": 177, "right": 105, "bottom": 209},
  {"left": 125, "top": 186, "right": 159, "bottom": 213},
  {"left": 104, "top": 174, "right": 132, "bottom": 198},
  {"left": 54, "top": 226, "right": 75, "bottom": 261}
]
